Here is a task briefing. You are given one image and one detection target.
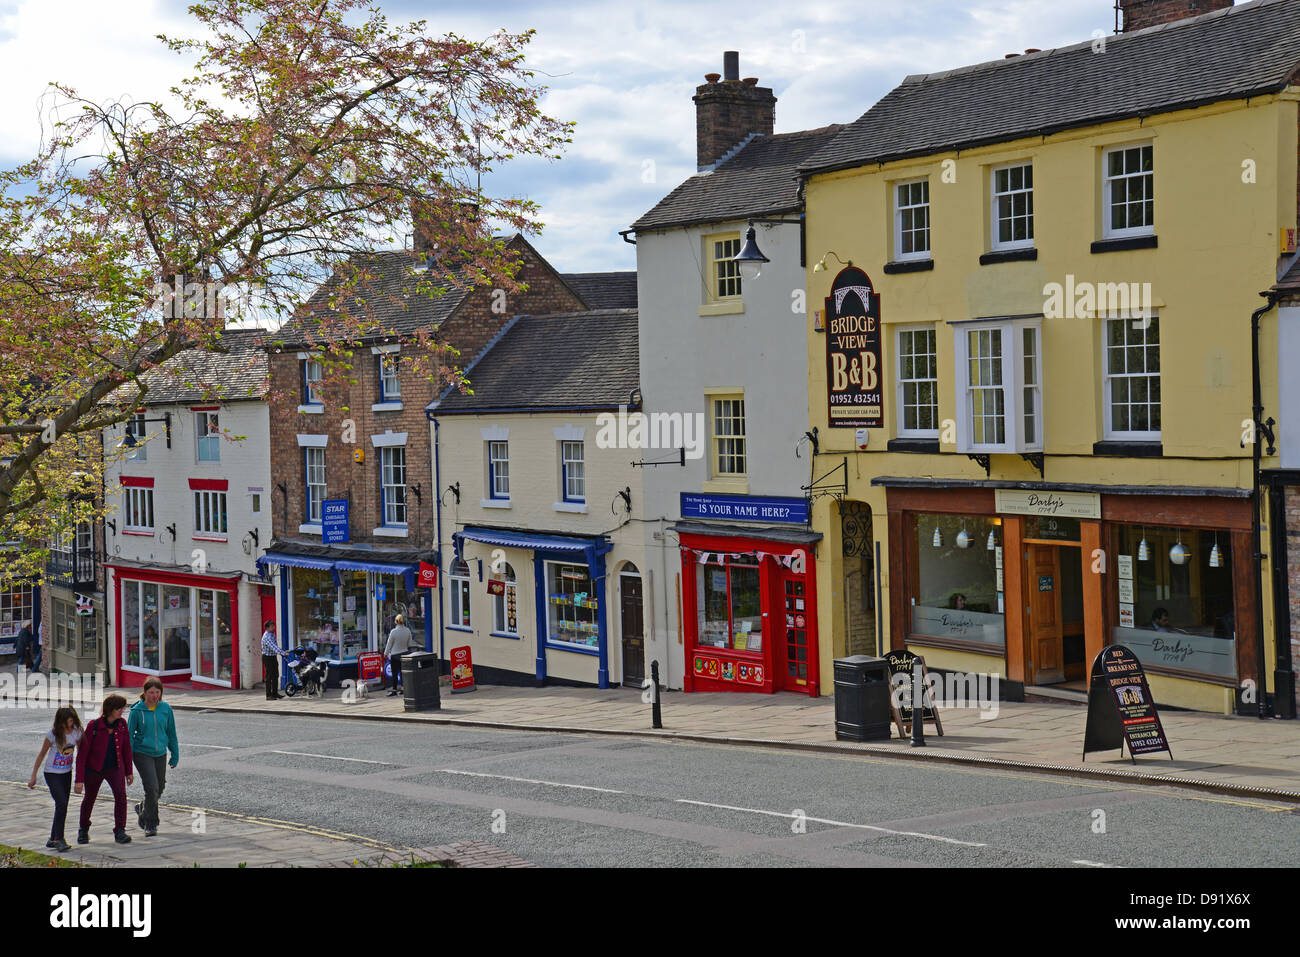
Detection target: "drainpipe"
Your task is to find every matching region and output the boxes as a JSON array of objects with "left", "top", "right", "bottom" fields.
[
  {"left": 433, "top": 415, "right": 446, "bottom": 669},
  {"left": 1251, "top": 291, "right": 1279, "bottom": 718}
]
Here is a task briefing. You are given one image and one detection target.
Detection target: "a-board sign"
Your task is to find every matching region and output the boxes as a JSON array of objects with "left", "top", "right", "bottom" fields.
[
  {"left": 450, "top": 645, "right": 476, "bottom": 694},
  {"left": 1083, "top": 644, "right": 1173, "bottom": 763},
  {"left": 883, "top": 649, "right": 944, "bottom": 739},
  {"left": 358, "top": 651, "right": 383, "bottom": 683}
]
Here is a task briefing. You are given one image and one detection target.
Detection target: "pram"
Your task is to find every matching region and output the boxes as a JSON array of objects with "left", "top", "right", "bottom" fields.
[{"left": 283, "top": 647, "right": 329, "bottom": 697}]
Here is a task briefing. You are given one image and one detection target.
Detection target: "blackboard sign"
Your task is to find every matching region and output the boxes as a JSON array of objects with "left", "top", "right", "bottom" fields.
[
  {"left": 1083, "top": 645, "right": 1173, "bottom": 763},
  {"left": 884, "top": 649, "right": 943, "bottom": 738},
  {"left": 825, "top": 266, "right": 883, "bottom": 429}
]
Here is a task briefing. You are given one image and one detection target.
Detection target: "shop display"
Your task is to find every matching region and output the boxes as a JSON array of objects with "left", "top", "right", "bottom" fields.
[{"left": 547, "top": 564, "right": 598, "bottom": 646}]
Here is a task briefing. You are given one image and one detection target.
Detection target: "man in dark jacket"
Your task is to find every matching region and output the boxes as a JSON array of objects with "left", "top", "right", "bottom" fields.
[{"left": 14, "top": 621, "right": 33, "bottom": 669}]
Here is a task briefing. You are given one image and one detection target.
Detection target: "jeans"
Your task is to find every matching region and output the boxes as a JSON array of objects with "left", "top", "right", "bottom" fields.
[
  {"left": 45, "top": 772, "right": 71, "bottom": 841},
  {"left": 389, "top": 652, "right": 404, "bottom": 690},
  {"left": 79, "top": 766, "right": 127, "bottom": 832},
  {"left": 263, "top": 654, "right": 280, "bottom": 697},
  {"left": 133, "top": 754, "right": 168, "bottom": 829}
]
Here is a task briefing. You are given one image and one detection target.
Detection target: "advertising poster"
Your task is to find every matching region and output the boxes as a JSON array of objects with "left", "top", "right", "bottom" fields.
[
  {"left": 450, "top": 645, "right": 476, "bottom": 693},
  {"left": 825, "top": 266, "right": 883, "bottom": 429}
]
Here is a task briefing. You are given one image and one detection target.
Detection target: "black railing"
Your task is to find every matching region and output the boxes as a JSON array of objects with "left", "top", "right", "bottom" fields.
[{"left": 47, "top": 543, "right": 97, "bottom": 586}]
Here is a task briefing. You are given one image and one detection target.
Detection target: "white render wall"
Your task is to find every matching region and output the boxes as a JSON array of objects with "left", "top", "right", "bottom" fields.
[
  {"left": 635, "top": 219, "right": 812, "bottom": 688},
  {"left": 1281, "top": 305, "right": 1299, "bottom": 470},
  {"left": 103, "top": 400, "right": 273, "bottom": 688},
  {"left": 430, "top": 411, "right": 647, "bottom": 685}
]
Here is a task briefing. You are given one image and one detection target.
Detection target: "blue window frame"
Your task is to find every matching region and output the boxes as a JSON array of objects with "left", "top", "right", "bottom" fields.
[
  {"left": 561, "top": 441, "right": 585, "bottom": 503},
  {"left": 302, "top": 359, "right": 323, "bottom": 406},
  {"left": 378, "top": 353, "right": 401, "bottom": 401},
  {"left": 488, "top": 441, "right": 509, "bottom": 500}
]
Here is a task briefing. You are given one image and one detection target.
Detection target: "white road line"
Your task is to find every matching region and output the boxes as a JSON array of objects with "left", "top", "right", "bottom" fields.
[
  {"left": 676, "top": 799, "right": 988, "bottom": 848},
  {"left": 1073, "top": 859, "right": 1113, "bottom": 867},
  {"left": 187, "top": 744, "right": 233, "bottom": 750},
  {"left": 270, "top": 750, "right": 396, "bottom": 765},
  {"left": 437, "top": 769, "right": 625, "bottom": 794}
]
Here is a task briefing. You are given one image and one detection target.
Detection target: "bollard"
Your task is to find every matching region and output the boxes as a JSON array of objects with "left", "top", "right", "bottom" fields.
[
  {"left": 911, "top": 660, "right": 926, "bottom": 748},
  {"left": 651, "top": 660, "right": 663, "bottom": 729}
]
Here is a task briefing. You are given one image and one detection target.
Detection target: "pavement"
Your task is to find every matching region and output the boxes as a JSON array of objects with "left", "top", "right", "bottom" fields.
[{"left": 12, "top": 670, "right": 1292, "bottom": 802}]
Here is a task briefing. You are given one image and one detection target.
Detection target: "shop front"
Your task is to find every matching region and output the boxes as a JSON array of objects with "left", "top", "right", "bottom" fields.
[
  {"left": 676, "top": 498, "right": 822, "bottom": 696},
  {"left": 880, "top": 480, "right": 1256, "bottom": 713},
  {"left": 0, "top": 579, "right": 38, "bottom": 659},
  {"left": 258, "top": 543, "right": 432, "bottom": 685},
  {"left": 107, "top": 562, "right": 243, "bottom": 689}
]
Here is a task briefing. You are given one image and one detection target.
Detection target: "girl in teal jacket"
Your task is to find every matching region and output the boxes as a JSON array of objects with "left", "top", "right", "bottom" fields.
[{"left": 128, "top": 677, "right": 180, "bottom": 836}]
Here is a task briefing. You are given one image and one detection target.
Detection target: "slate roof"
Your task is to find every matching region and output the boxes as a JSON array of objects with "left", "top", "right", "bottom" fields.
[
  {"left": 142, "top": 327, "right": 269, "bottom": 405},
  {"left": 800, "top": 0, "right": 1300, "bottom": 177},
  {"left": 563, "top": 271, "right": 638, "bottom": 309},
  {"left": 630, "top": 125, "right": 845, "bottom": 233},
  {"left": 430, "top": 309, "right": 638, "bottom": 413},
  {"left": 273, "top": 250, "right": 474, "bottom": 347}
]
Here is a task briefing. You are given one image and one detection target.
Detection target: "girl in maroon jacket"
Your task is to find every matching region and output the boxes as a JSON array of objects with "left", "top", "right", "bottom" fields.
[{"left": 74, "top": 694, "right": 135, "bottom": 845}]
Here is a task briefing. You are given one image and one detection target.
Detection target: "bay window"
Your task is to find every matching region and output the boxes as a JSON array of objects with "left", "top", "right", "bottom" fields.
[{"left": 954, "top": 318, "right": 1042, "bottom": 454}]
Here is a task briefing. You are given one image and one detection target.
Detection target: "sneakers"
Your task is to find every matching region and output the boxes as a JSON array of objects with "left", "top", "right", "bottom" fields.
[
  {"left": 46, "top": 839, "right": 71, "bottom": 852},
  {"left": 387, "top": 689, "right": 399, "bottom": 696},
  {"left": 144, "top": 827, "right": 158, "bottom": 837},
  {"left": 113, "top": 829, "right": 132, "bottom": 845},
  {"left": 76, "top": 828, "right": 89, "bottom": 844}
]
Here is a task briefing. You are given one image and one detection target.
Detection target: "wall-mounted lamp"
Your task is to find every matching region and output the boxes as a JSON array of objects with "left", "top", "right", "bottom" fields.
[
  {"left": 119, "top": 412, "right": 172, "bottom": 450},
  {"left": 615, "top": 487, "right": 632, "bottom": 516},
  {"left": 733, "top": 222, "right": 770, "bottom": 282},
  {"left": 812, "top": 251, "right": 853, "bottom": 273},
  {"left": 106, "top": 519, "right": 117, "bottom": 536},
  {"left": 410, "top": 483, "right": 422, "bottom": 504},
  {"left": 797, "top": 427, "right": 819, "bottom": 458},
  {"left": 442, "top": 482, "right": 460, "bottom": 506},
  {"left": 165, "top": 523, "right": 177, "bottom": 542}
]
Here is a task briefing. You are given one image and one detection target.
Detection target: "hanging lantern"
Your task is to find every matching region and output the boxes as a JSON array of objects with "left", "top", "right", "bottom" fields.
[
  {"left": 1137, "top": 535, "right": 1150, "bottom": 562},
  {"left": 956, "top": 528, "right": 972, "bottom": 549},
  {"left": 932, "top": 527, "right": 944, "bottom": 548},
  {"left": 987, "top": 529, "right": 998, "bottom": 551},
  {"left": 1209, "top": 539, "right": 1222, "bottom": 568},
  {"left": 1169, "top": 534, "right": 1188, "bottom": 566}
]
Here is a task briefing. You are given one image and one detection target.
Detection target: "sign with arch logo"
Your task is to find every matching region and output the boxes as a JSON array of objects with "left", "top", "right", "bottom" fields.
[{"left": 825, "top": 266, "right": 883, "bottom": 429}]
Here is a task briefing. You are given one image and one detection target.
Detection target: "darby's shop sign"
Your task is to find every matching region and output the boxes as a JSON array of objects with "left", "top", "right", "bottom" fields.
[{"left": 825, "top": 266, "right": 883, "bottom": 429}]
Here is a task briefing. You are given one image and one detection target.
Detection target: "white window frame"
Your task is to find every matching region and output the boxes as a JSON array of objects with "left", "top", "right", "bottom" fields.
[
  {"left": 127, "top": 412, "right": 148, "bottom": 461},
  {"left": 895, "top": 325, "right": 940, "bottom": 438},
  {"left": 1102, "top": 314, "right": 1161, "bottom": 440},
  {"left": 487, "top": 441, "right": 510, "bottom": 500},
  {"left": 380, "top": 446, "right": 407, "bottom": 527},
  {"left": 560, "top": 441, "right": 585, "bottom": 503},
  {"left": 894, "top": 178, "right": 931, "bottom": 262},
  {"left": 124, "top": 487, "right": 154, "bottom": 532},
  {"left": 193, "top": 490, "right": 228, "bottom": 538},
  {"left": 305, "top": 447, "right": 326, "bottom": 523},
  {"left": 492, "top": 563, "right": 518, "bottom": 636},
  {"left": 990, "top": 162, "right": 1034, "bottom": 251},
  {"left": 1102, "top": 143, "right": 1154, "bottom": 240},
  {"left": 953, "top": 318, "right": 1043, "bottom": 454},
  {"left": 449, "top": 560, "right": 471, "bottom": 629},
  {"left": 196, "top": 411, "right": 221, "bottom": 462},
  {"left": 303, "top": 358, "right": 323, "bottom": 406},
  {"left": 709, "top": 395, "right": 746, "bottom": 479},
  {"left": 378, "top": 352, "right": 401, "bottom": 401}
]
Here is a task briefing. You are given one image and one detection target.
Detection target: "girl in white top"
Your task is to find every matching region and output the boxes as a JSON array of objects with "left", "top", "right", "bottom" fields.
[{"left": 28, "top": 706, "right": 84, "bottom": 853}]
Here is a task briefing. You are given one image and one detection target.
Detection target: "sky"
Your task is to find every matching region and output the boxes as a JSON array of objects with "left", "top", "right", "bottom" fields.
[{"left": 0, "top": 0, "right": 1175, "bottom": 274}]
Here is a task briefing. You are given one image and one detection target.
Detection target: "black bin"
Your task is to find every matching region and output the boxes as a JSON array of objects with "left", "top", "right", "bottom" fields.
[
  {"left": 833, "top": 655, "right": 892, "bottom": 741},
  {"left": 402, "top": 651, "right": 442, "bottom": 712}
]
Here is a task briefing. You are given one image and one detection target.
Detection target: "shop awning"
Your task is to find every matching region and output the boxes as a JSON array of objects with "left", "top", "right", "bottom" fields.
[
  {"left": 257, "top": 552, "right": 335, "bottom": 571},
  {"left": 332, "top": 559, "right": 416, "bottom": 576},
  {"left": 453, "top": 528, "right": 613, "bottom": 569}
]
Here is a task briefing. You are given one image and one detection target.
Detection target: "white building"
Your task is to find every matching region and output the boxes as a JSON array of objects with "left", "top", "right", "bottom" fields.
[{"left": 103, "top": 329, "right": 273, "bottom": 690}]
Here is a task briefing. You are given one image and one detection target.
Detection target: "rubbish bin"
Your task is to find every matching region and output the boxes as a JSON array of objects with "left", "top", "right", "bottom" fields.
[
  {"left": 402, "top": 651, "right": 442, "bottom": 712},
  {"left": 833, "top": 655, "right": 892, "bottom": 741}
]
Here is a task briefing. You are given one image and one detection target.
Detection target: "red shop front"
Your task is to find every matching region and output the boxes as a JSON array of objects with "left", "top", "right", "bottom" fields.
[{"left": 679, "top": 531, "right": 819, "bottom": 696}]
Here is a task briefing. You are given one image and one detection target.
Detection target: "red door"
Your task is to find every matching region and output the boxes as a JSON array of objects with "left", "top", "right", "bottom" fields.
[
  {"left": 260, "top": 593, "right": 278, "bottom": 644},
  {"left": 777, "top": 573, "right": 811, "bottom": 693}
]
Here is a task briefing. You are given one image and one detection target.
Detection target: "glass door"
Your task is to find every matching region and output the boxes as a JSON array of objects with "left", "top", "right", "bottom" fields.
[{"left": 780, "top": 575, "right": 810, "bottom": 689}]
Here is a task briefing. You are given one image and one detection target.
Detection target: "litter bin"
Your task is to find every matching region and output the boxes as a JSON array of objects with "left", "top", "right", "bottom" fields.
[
  {"left": 402, "top": 651, "right": 442, "bottom": 712},
  {"left": 833, "top": 655, "right": 892, "bottom": 741}
]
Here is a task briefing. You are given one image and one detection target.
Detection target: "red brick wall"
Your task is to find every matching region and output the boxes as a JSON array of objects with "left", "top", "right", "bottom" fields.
[
  {"left": 268, "top": 241, "right": 586, "bottom": 549},
  {"left": 1119, "top": 0, "right": 1232, "bottom": 32},
  {"left": 693, "top": 80, "right": 776, "bottom": 169}
]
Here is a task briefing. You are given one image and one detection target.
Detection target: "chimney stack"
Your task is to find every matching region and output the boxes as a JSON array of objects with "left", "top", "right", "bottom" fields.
[
  {"left": 693, "top": 51, "right": 776, "bottom": 171},
  {"left": 1118, "top": 0, "right": 1232, "bottom": 33}
]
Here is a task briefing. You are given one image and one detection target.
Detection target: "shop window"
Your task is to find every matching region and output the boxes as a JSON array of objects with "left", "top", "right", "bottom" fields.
[
  {"left": 0, "top": 583, "right": 34, "bottom": 649},
  {"left": 896, "top": 326, "right": 938, "bottom": 436},
  {"left": 1103, "top": 143, "right": 1154, "bottom": 239},
  {"left": 376, "top": 573, "right": 424, "bottom": 644},
  {"left": 194, "top": 590, "right": 232, "bottom": 681},
  {"left": 53, "top": 599, "right": 76, "bottom": 652},
  {"left": 991, "top": 162, "right": 1034, "bottom": 250},
  {"left": 492, "top": 563, "right": 519, "bottom": 636},
  {"left": 341, "top": 570, "right": 368, "bottom": 660},
  {"left": 161, "top": 585, "right": 191, "bottom": 671},
  {"left": 449, "top": 560, "right": 471, "bottom": 628},
  {"left": 696, "top": 555, "right": 762, "bottom": 653},
  {"left": 293, "top": 567, "right": 339, "bottom": 659},
  {"left": 1103, "top": 316, "right": 1160, "bottom": 439},
  {"left": 954, "top": 319, "right": 1041, "bottom": 454},
  {"left": 910, "top": 514, "right": 1005, "bottom": 647},
  {"left": 124, "top": 581, "right": 163, "bottom": 671},
  {"left": 546, "top": 562, "right": 598, "bottom": 648},
  {"left": 894, "top": 178, "right": 930, "bottom": 261},
  {"left": 1112, "top": 525, "right": 1235, "bottom": 679},
  {"left": 196, "top": 411, "right": 221, "bottom": 462}
]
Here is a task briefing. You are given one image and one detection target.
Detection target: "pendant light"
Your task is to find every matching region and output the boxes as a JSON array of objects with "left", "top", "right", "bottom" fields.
[
  {"left": 956, "top": 528, "right": 972, "bottom": 549},
  {"left": 1209, "top": 532, "right": 1222, "bottom": 569},
  {"left": 1169, "top": 530, "right": 1188, "bottom": 566},
  {"left": 1137, "top": 527, "right": 1150, "bottom": 562},
  {"left": 932, "top": 527, "right": 943, "bottom": 548}
]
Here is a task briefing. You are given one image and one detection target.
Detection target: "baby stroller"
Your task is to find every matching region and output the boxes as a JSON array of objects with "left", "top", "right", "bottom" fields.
[{"left": 283, "top": 647, "right": 329, "bottom": 697}]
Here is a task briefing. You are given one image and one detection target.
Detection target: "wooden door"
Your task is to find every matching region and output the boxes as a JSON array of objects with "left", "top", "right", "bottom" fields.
[
  {"left": 620, "top": 574, "right": 644, "bottom": 686},
  {"left": 779, "top": 574, "right": 811, "bottom": 691},
  {"left": 1025, "top": 545, "right": 1064, "bottom": 684}
]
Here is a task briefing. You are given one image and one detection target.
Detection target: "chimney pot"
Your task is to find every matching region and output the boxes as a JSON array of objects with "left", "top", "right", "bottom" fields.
[
  {"left": 705, "top": 72, "right": 721, "bottom": 83},
  {"left": 694, "top": 50, "right": 775, "bottom": 170},
  {"left": 723, "top": 51, "right": 739, "bottom": 82},
  {"left": 1024, "top": 48, "right": 1041, "bottom": 54},
  {"left": 1005, "top": 53, "right": 1020, "bottom": 58},
  {"left": 743, "top": 77, "right": 759, "bottom": 86}
]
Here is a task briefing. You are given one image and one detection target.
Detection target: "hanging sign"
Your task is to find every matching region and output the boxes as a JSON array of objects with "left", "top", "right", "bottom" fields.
[
  {"left": 825, "top": 266, "right": 883, "bottom": 429},
  {"left": 450, "top": 645, "right": 476, "bottom": 694},
  {"left": 486, "top": 579, "right": 505, "bottom": 596},
  {"left": 1083, "top": 645, "right": 1173, "bottom": 763},
  {"left": 417, "top": 562, "right": 438, "bottom": 588}
]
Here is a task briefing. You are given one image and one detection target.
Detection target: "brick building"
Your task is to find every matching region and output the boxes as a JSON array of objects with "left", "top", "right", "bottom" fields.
[{"left": 258, "top": 232, "right": 633, "bottom": 683}]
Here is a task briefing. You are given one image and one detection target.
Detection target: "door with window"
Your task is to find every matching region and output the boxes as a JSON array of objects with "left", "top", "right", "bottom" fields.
[
  {"left": 777, "top": 572, "right": 811, "bottom": 692},
  {"left": 1024, "top": 545, "right": 1065, "bottom": 684},
  {"left": 620, "top": 570, "right": 644, "bottom": 686}
]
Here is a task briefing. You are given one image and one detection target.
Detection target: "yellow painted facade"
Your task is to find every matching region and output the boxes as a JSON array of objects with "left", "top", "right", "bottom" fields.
[{"left": 802, "top": 93, "right": 1298, "bottom": 712}]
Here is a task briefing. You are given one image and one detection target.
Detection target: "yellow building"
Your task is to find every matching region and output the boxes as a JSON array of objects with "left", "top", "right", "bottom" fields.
[{"left": 797, "top": 0, "right": 1300, "bottom": 714}]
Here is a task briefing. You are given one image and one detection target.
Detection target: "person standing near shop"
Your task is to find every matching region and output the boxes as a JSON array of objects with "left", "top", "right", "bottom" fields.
[
  {"left": 74, "top": 694, "right": 134, "bottom": 845},
  {"left": 128, "top": 677, "right": 179, "bottom": 837},
  {"left": 27, "top": 706, "right": 84, "bottom": 852},
  {"left": 261, "top": 619, "right": 284, "bottom": 700},
  {"left": 383, "top": 614, "right": 417, "bottom": 696},
  {"left": 14, "top": 620, "right": 33, "bottom": 669}
]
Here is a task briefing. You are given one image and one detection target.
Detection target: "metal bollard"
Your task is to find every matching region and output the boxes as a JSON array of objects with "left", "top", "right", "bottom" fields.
[
  {"left": 651, "top": 660, "right": 663, "bottom": 729},
  {"left": 911, "top": 660, "right": 926, "bottom": 748}
]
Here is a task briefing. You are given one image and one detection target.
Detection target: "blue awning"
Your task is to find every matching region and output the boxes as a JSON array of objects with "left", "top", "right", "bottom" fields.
[
  {"left": 258, "top": 552, "right": 335, "bottom": 571},
  {"left": 333, "top": 559, "right": 416, "bottom": 576},
  {"left": 454, "top": 527, "right": 610, "bottom": 556}
]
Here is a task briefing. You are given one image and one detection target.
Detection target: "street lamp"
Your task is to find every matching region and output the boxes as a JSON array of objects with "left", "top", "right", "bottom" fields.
[{"left": 733, "top": 223, "right": 769, "bottom": 282}]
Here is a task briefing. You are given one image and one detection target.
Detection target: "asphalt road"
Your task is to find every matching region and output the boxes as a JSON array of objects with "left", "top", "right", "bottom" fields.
[{"left": 1, "top": 707, "right": 1296, "bottom": 867}]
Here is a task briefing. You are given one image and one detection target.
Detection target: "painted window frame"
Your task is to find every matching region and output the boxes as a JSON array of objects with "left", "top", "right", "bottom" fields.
[
  {"left": 990, "top": 162, "right": 1034, "bottom": 251},
  {"left": 305, "top": 447, "right": 326, "bottom": 523},
  {"left": 124, "top": 487, "right": 155, "bottom": 532},
  {"left": 449, "top": 560, "right": 472, "bottom": 629},
  {"left": 302, "top": 358, "right": 324, "bottom": 406},
  {"left": 895, "top": 324, "right": 940, "bottom": 438},
  {"left": 380, "top": 445, "right": 407, "bottom": 527},
  {"left": 192, "top": 489, "right": 229, "bottom": 538},
  {"left": 894, "top": 178, "right": 931, "bottom": 262},
  {"left": 127, "top": 411, "right": 148, "bottom": 462},
  {"left": 491, "top": 563, "right": 519, "bottom": 637},
  {"left": 1102, "top": 143, "right": 1155, "bottom": 239},
  {"left": 953, "top": 318, "right": 1043, "bottom": 454},
  {"left": 705, "top": 231, "right": 742, "bottom": 303},
  {"left": 378, "top": 352, "right": 401, "bottom": 401},
  {"left": 1103, "top": 314, "right": 1162, "bottom": 440},
  {"left": 709, "top": 394, "right": 747, "bottom": 479},
  {"left": 196, "top": 411, "right": 221, "bottom": 462},
  {"left": 560, "top": 440, "right": 585, "bottom": 503},
  {"left": 487, "top": 440, "right": 510, "bottom": 500}
]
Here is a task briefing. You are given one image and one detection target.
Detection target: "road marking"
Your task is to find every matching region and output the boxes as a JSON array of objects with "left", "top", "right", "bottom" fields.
[
  {"left": 437, "top": 769, "right": 624, "bottom": 794},
  {"left": 1073, "top": 859, "right": 1112, "bottom": 867},
  {"left": 676, "top": 799, "right": 987, "bottom": 847},
  {"left": 270, "top": 750, "right": 396, "bottom": 765},
  {"left": 187, "top": 744, "right": 233, "bottom": 750}
]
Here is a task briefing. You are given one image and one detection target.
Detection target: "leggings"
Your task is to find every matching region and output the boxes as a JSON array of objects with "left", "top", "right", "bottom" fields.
[
  {"left": 45, "top": 772, "right": 72, "bottom": 842},
  {"left": 79, "top": 767, "right": 128, "bottom": 832}
]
